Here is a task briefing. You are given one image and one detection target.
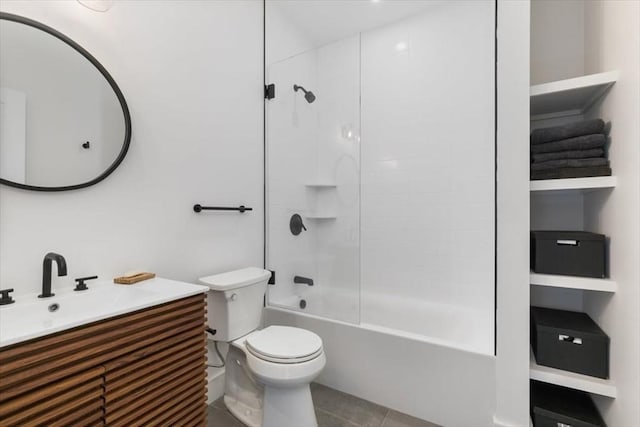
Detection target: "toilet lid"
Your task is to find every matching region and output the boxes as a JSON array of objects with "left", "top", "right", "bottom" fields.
[{"left": 245, "top": 326, "right": 322, "bottom": 362}]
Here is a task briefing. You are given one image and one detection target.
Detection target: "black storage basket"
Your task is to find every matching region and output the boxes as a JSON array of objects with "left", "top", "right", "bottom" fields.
[
  {"left": 531, "top": 307, "right": 609, "bottom": 379},
  {"left": 531, "top": 231, "right": 606, "bottom": 278},
  {"left": 531, "top": 380, "right": 606, "bottom": 427}
]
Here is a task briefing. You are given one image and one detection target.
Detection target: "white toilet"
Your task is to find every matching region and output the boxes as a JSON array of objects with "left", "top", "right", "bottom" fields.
[{"left": 199, "top": 267, "right": 325, "bottom": 427}]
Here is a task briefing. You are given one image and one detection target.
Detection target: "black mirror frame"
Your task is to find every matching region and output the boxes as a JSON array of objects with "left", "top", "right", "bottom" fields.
[{"left": 0, "top": 12, "right": 132, "bottom": 192}]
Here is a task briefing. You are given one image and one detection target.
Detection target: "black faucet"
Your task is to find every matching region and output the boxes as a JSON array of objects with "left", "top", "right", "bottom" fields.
[
  {"left": 294, "top": 276, "right": 314, "bottom": 286},
  {"left": 39, "top": 252, "right": 67, "bottom": 298}
]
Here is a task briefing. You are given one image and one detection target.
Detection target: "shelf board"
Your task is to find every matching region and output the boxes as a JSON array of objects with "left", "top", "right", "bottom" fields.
[
  {"left": 530, "top": 350, "right": 617, "bottom": 398},
  {"left": 530, "top": 273, "right": 616, "bottom": 293},
  {"left": 305, "top": 214, "right": 337, "bottom": 219},
  {"left": 305, "top": 183, "right": 337, "bottom": 188},
  {"left": 530, "top": 176, "right": 617, "bottom": 193},
  {"left": 530, "top": 70, "right": 619, "bottom": 120}
]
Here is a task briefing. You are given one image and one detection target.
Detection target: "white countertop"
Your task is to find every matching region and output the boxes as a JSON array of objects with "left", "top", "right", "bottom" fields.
[{"left": 0, "top": 277, "right": 208, "bottom": 348}]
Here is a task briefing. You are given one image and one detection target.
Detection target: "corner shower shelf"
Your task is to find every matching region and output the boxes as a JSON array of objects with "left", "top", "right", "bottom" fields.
[
  {"left": 530, "top": 350, "right": 617, "bottom": 398},
  {"left": 305, "top": 214, "right": 337, "bottom": 219},
  {"left": 530, "top": 273, "right": 617, "bottom": 293},
  {"left": 530, "top": 176, "right": 617, "bottom": 193},
  {"left": 530, "top": 70, "right": 619, "bottom": 120},
  {"left": 305, "top": 183, "right": 337, "bottom": 188}
]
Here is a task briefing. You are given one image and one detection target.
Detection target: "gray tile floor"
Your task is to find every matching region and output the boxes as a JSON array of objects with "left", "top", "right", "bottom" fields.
[{"left": 207, "top": 383, "right": 440, "bottom": 427}]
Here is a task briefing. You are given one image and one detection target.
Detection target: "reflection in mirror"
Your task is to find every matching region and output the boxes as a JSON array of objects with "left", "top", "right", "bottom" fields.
[{"left": 0, "top": 13, "right": 130, "bottom": 191}]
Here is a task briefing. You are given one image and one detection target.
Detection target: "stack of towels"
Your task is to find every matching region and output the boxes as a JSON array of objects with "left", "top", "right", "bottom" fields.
[{"left": 530, "top": 118, "right": 611, "bottom": 180}]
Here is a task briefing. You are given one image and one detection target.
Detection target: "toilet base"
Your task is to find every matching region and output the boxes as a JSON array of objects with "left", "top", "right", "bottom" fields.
[
  {"left": 262, "top": 383, "right": 318, "bottom": 427},
  {"left": 225, "top": 384, "right": 318, "bottom": 427},
  {"left": 225, "top": 394, "right": 262, "bottom": 427}
]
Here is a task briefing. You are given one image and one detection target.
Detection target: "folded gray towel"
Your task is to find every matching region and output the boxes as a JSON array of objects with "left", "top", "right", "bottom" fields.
[
  {"left": 531, "top": 119, "right": 605, "bottom": 145},
  {"left": 531, "top": 134, "right": 606, "bottom": 154},
  {"left": 532, "top": 148, "right": 605, "bottom": 163},
  {"left": 531, "top": 158, "right": 609, "bottom": 171},
  {"left": 531, "top": 165, "right": 612, "bottom": 180}
]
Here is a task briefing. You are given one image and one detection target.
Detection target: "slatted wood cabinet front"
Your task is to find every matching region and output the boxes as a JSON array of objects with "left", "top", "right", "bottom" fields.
[{"left": 0, "top": 294, "right": 207, "bottom": 426}]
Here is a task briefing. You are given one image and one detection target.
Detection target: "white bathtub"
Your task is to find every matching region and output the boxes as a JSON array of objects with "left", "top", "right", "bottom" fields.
[
  {"left": 361, "top": 292, "right": 494, "bottom": 356},
  {"left": 264, "top": 291, "right": 497, "bottom": 427},
  {"left": 269, "top": 288, "right": 494, "bottom": 355}
]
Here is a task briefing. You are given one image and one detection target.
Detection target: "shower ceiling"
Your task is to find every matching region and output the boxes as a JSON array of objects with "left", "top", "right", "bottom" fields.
[{"left": 269, "top": 0, "right": 440, "bottom": 48}]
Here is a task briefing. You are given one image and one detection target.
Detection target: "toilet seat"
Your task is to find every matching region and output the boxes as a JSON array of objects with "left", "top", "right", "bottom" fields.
[
  {"left": 245, "top": 326, "right": 323, "bottom": 364},
  {"left": 245, "top": 344, "right": 327, "bottom": 388}
]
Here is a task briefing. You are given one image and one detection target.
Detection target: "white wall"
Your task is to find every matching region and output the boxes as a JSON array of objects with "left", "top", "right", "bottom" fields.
[
  {"left": 583, "top": 1, "right": 640, "bottom": 425},
  {"left": 494, "top": 1, "right": 531, "bottom": 426},
  {"left": 530, "top": 0, "right": 585, "bottom": 85},
  {"left": 0, "top": 1, "right": 263, "bottom": 297}
]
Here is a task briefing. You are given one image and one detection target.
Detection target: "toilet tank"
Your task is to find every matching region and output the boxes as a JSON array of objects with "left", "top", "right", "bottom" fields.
[{"left": 199, "top": 267, "right": 271, "bottom": 342}]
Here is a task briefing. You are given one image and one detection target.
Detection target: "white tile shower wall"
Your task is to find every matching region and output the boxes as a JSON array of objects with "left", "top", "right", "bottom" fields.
[
  {"left": 360, "top": 1, "right": 495, "bottom": 317},
  {"left": 313, "top": 36, "right": 360, "bottom": 305},
  {"left": 266, "top": 48, "right": 319, "bottom": 309},
  {"left": 0, "top": 1, "right": 263, "bottom": 295},
  {"left": 265, "top": 33, "right": 361, "bottom": 323}
]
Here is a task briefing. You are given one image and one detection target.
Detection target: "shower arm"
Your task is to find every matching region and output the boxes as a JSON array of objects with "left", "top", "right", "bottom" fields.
[{"left": 293, "top": 84, "right": 309, "bottom": 94}]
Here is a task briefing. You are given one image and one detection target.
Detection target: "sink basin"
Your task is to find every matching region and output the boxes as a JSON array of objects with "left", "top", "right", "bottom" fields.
[{"left": 0, "top": 278, "right": 208, "bottom": 348}]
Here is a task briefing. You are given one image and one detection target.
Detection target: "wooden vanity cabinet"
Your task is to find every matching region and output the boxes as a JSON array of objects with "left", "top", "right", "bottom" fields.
[{"left": 0, "top": 294, "right": 207, "bottom": 426}]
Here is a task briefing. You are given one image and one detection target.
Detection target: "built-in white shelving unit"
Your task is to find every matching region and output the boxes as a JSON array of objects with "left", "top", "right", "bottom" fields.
[
  {"left": 528, "top": 67, "right": 620, "bottom": 422},
  {"left": 530, "top": 70, "right": 619, "bottom": 120},
  {"left": 530, "top": 350, "right": 617, "bottom": 398},
  {"left": 530, "top": 273, "right": 616, "bottom": 293},
  {"left": 530, "top": 176, "right": 617, "bottom": 193}
]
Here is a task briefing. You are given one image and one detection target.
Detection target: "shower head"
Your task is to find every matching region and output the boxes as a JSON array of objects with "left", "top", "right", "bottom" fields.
[
  {"left": 293, "top": 84, "right": 316, "bottom": 104},
  {"left": 304, "top": 91, "right": 316, "bottom": 103}
]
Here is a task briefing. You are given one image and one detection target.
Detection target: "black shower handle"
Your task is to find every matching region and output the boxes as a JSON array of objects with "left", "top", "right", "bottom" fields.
[{"left": 290, "top": 214, "right": 307, "bottom": 235}]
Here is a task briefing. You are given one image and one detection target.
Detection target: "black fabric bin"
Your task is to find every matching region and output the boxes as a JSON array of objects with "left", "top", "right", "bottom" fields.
[
  {"left": 531, "top": 381, "right": 606, "bottom": 427},
  {"left": 531, "top": 307, "right": 609, "bottom": 379},
  {"left": 531, "top": 231, "right": 606, "bottom": 278}
]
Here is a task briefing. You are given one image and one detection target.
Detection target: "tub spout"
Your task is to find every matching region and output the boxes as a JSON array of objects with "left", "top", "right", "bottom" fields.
[{"left": 294, "top": 276, "right": 314, "bottom": 286}]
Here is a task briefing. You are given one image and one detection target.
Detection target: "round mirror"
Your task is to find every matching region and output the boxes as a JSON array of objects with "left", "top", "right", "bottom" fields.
[{"left": 0, "top": 13, "right": 131, "bottom": 191}]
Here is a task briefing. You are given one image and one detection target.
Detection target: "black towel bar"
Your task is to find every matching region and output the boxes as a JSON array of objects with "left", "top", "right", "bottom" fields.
[{"left": 193, "top": 204, "right": 252, "bottom": 213}]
